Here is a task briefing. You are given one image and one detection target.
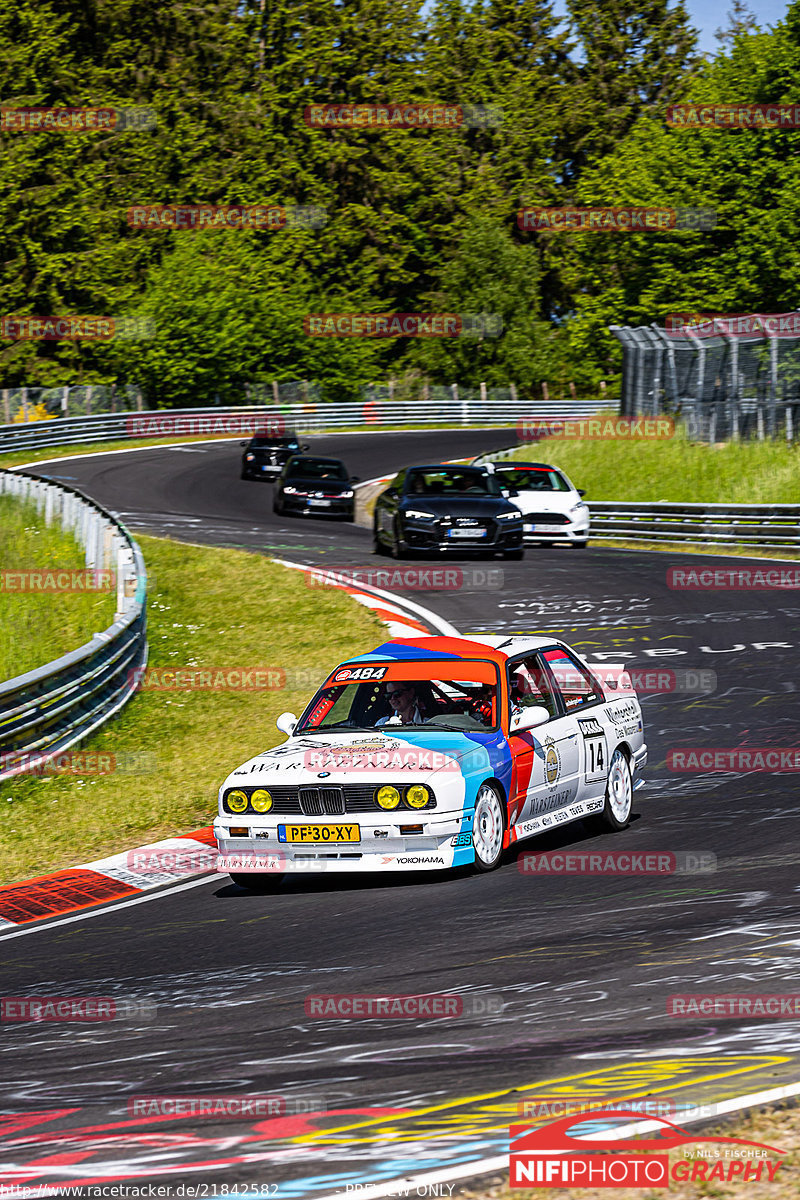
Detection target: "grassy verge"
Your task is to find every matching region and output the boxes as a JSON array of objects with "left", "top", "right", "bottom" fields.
[
  {"left": 0, "top": 495, "right": 116, "bottom": 679},
  {"left": 504, "top": 426, "right": 800, "bottom": 503},
  {"left": 0, "top": 535, "right": 383, "bottom": 883},
  {"left": 456, "top": 1105, "right": 798, "bottom": 1200}
]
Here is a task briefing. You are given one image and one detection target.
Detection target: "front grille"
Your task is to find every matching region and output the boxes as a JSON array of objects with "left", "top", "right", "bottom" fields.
[
  {"left": 299, "top": 786, "right": 345, "bottom": 816},
  {"left": 522, "top": 512, "right": 570, "bottom": 525}
]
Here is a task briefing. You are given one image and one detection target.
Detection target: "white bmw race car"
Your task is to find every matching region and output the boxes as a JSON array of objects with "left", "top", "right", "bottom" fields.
[{"left": 214, "top": 634, "right": 646, "bottom": 888}]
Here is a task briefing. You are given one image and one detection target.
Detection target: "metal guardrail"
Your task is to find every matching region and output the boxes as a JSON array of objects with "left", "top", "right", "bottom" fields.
[
  {"left": 0, "top": 400, "right": 604, "bottom": 456},
  {"left": 473, "top": 448, "right": 800, "bottom": 549},
  {"left": 0, "top": 471, "right": 147, "bottom": 780},
  {"left": 587, "top": 501, "right": 800, "bottom": 549}
]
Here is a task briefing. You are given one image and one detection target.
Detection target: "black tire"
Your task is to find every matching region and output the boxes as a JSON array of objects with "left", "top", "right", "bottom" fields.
[
  {"left": 373, "top": 522, "right": 388, "bottom": 555},
  {"left": 229, "top": 872, "right": 284, "bottom": 892},
  {"left": 573, "top": 540, "right": 588, "bottom": 549},
  {"left": 472, "top": 782, "right": 506, "bottom": 872},
  {"left": 503, "top": 548, "right": 524, "bottom": 560},
  {"left": 390, "top": 517, "right": 407, "bottom": 559},
  {"left": 587, "top": 747, "right": 632, "bottom": 833},
  {"left": 241, "top": 472, "right": 250, "bottom": 481}
]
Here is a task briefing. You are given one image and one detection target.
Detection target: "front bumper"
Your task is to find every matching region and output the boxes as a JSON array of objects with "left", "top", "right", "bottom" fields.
[
  {"left": 632, "top": 743, "right": 647, "bottom": 787},
  {"left": 285, "top": 496, "right": 354, "bottom": 516},
  {"left": 214, "top": 812, "right": 471, "bottom": 872},
  {"left": 243, "top": 462, "right": 282, "bottom": 478},
  {"left": 522, "top": 518, "right": 589, "bottom": 544},
  {"left": 405, "top": 522, "right": 523, "bottom": 552}
]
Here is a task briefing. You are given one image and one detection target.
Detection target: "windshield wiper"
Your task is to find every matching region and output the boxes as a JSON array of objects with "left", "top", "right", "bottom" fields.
[{"left": 300, "top": 722, "right": 375, "bottom": 733}]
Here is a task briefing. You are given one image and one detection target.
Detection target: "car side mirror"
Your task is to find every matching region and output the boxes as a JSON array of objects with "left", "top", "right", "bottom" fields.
[
  {"left": 350, "top": 475, "right": 361, "bottom": 483},
  {"left": 505, "top": 487, "right": 518, "bottom": 498},
  {"left": 276, "top": 712, "right": 297, "bottom": 736},
  {"left": 240, "top": 440, "right": 248, "bottom": 447},
  {"left": 510, "top": 704, "right": 550, "bottom": 733},
  {"left": 578, "top": 489, "right": 586, "bottom": 497},
  {"left": 302, "top": 443, "right": 310, "bottom": 450}
]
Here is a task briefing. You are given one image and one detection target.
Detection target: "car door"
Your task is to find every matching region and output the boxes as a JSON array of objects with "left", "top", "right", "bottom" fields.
[
  {"left": 377, "top": 471, "right": 404, "bottom": 540},
  {"left": 541, "top": 646, "right": 608, "bottom": 809},
  {"left": 506, "top": 653, "right": 581, "bottom": 834}
]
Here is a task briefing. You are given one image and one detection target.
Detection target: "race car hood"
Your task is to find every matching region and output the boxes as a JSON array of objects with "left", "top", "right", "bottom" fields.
[
  {"left": 508, "top": 492, "right": 580, "bottom": 515},
  {"left": 401, "top": 496, "right": 518, "bottom": 519},
  {"left": 222, "top": 730, "right": 498, "bottom": 787}
]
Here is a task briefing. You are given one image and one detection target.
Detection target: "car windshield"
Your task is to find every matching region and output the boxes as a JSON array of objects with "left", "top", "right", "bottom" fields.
[
  {"left": 295, "top": 660, "right": 500, "bottom": 732},
  {"left": 496, "top": 467, "right": 571, "bottom": 492},
  {"left": 405, "top": 468, "right": 501, "bottom": 497},
  {"left": 287, "top": 459, "right": 348, "bottom": 480},
  {"left": 250, "top": 437, "right": 299, "bottom": 449}
]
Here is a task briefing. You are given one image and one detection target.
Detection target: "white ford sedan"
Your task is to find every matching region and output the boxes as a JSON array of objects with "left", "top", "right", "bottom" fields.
[{"left": 487, "top": 461, "right": 590, "bottom": 547}]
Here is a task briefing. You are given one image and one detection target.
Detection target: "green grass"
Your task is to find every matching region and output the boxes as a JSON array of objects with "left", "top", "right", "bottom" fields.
[
  {"left": 505, "top": 424, "right": 800, "bottom": 503},
  {"left": 0, "top": 534, "right": 383, "bottom": 883},
  {"left": 0, "top": 495, "right": 116, "bottom": 679}
]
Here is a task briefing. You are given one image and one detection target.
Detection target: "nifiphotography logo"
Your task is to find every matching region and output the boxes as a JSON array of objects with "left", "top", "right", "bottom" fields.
[{"left": 509, "top": 1110, "right": 785, "bottom": 1187}]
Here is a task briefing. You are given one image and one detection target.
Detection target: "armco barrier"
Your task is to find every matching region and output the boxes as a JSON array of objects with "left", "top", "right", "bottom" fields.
[
  {"left": 0, "top": 400, "right": 602, "bottom": 456},
  {"left": 0, "top": 471, "right": 147, "bottom": 780},
  {"left": 587, "top": 501, "right": 800, "bottom": 549}
]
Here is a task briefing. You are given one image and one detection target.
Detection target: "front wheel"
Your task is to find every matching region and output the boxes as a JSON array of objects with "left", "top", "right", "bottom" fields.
[
  {"left": 503, "top": 548, "right": 524, "bottom": 561},
  {"left": 590, "top": 747, "right": 632, "bottom": 832},
  {"left": 573, "top": 540, "right": 588, "bottom": 549},
  {"left": 472, "top": 782, "right": 506, "bottom": 872},
  {"left": 373, "top": 522, "right": 388, "bottom": 555}
]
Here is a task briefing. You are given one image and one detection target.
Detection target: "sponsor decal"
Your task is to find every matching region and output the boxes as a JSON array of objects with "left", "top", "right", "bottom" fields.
[
  {"left": 451, "top": 832, "right": 472, "bottom": 847},
  {"left": 543, "top": 735, "right": 561, "bottom": 785},
  {"left": 577, "top": 717, "right": 604, "bottom": 738},
  {"left": 380, "top": 855, "right": 445, "bottom": 865},
  {"left": 609, "top": 698, "right": 638, "bottom": 723}
]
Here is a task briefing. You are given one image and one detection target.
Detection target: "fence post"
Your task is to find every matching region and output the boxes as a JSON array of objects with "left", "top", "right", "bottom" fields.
[
  {"left": 86, "top": 385, "right": 93, "bottom": 416},
  {"left": 62, "top": 386, "right": 69, "bottom": 415},
  {"left": 757, "top": 407, "right": 765, "bottom": 440},
  {"left": 272, "top": 380, "right": 279, "bottom": 405},
  {"left": 480, "top": 380, "right": 487, "bottom": 408},
  {"left": 21, "top": 386, "right": 28, "bottom": 421},
  {"left": 769, "top": 333, "right": 778, "bottom": 437},
  {"left": 510, "top": 383, "right": 518, "bottom": 406},
  {"left": 2, "top": 388, "right": 8, "bottom": 424},
  {"left": 541, "top": 381, "right": 549, "bottom": 402}
]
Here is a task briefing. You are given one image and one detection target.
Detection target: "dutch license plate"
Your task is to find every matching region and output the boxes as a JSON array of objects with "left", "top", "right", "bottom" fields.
[
  {"left": 448, "top": 528, "right": 486, "bottom": 539},
  {"left": 278, "top": 824, "right": 360, "bottom": 843},
  {"left": 309, "top": 499, "right": 332, "bottom": 507}
]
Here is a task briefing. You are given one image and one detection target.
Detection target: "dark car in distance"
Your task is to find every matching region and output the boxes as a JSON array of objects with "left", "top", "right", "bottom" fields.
[
  {"left": 240, "top": 434, "right": 309, "bottom": 480},
  {"left": 373, "top": 464, "right": 524, "bottom": 559},
  {"left": 273, "top": 455, "right": 359, "bottom": 521}
]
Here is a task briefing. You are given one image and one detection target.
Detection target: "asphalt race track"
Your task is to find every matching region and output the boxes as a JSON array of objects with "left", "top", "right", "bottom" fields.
[{"left": 2, "top": 430, "right": 799, "bottom": 1194}]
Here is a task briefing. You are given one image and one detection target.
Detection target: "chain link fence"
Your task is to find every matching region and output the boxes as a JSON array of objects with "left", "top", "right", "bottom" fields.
[{"left": 610, "top": 322, "right": 800, "bottom": 441}]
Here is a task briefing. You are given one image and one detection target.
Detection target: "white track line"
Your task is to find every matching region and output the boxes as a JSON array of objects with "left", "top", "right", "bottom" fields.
[{"left": 312, "top": 1079, "right": 800, "bottom": 1200}]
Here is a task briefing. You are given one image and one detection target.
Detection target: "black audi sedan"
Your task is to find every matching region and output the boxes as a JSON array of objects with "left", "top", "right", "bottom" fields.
[
  {"left": 240, "top": 433, "right": 309, "bottom": 480},
  {"left": 273, "top": 455, "right": 358, "bottom": 521},
  {"left": 373, "top": 464, "right": 524, "bottom": 559}
]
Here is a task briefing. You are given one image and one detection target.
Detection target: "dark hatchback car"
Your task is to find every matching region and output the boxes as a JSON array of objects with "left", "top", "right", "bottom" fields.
[
  {"left": 373, "top": 464, "right": 524, "bottom": 559},
  {"left": 240, "top": 434, "right": 309, "bottom": 480},
  {"left": 273, "top": 455, "right": 359, "bottom": 521}
]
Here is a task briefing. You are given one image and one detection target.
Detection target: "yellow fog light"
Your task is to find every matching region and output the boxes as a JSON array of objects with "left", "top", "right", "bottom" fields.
[
  {"left": 226, "top": 789, "right": 248, "bottom": 813},
  {"left": 376, "top": 785, "right": 401, "bottom": 810},
  {"left": 405, "top": 784, "right": 431, "bottom": 809},
  {"left": 250, "top": 789, "right": 273, "bottom": 813}
]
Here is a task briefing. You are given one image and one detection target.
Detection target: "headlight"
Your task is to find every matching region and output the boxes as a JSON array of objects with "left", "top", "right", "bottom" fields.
[
  {"left": 250, "top": 788, "right": 273, "bottom": 813},
  {"left": 405, "top": 784, "right": 431, "bottom": 809},
  {"left": 569, "top": 502, "right": 588, "bottom": 515},
  {"left": 497, "top": 510, "right": 522, "bottom": 521},
  {"left": 283, "top": 486, "right": 299, "bottom": 495},
  {"left": 340, "top": 490, "right": 354, "bottom": 498},
  {"left": 226, "top": 789, "right": 249, "bottom": 813},
  {"left": 376, "top": 785, "right": 401, "bottom": 810},
  {"left": 245, "top": 454, "right": 254, "bottom": 461},
  {"left": 404, "top": 509, "right": 436, "bottom": 521}
]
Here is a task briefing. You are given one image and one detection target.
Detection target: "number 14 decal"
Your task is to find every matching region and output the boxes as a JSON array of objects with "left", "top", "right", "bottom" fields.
[{"left": 585, "top": 736, "right": 606, "bottom": 781}]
